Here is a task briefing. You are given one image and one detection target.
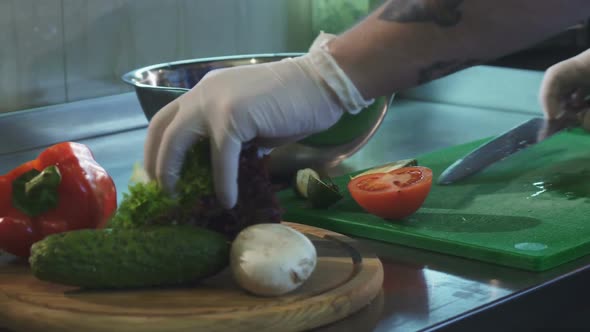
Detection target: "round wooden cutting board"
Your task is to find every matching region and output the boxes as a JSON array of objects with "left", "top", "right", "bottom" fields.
[{"left": 0, "top": 222, "right": 384, "bottom": 332}]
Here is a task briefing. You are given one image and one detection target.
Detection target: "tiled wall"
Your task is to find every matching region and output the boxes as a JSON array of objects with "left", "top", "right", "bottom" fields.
[{"left": 0, "top": 0, "right": 313, "bottom": 113}]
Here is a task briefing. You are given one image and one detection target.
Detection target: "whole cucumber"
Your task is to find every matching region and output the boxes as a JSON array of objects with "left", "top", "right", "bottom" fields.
[{"left": 29, "top": 226, "right": 229, "bottom": 289}]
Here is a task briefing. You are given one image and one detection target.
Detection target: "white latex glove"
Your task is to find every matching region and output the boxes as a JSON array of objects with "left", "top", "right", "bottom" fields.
[
  {"left": 539, "top": 48, "right": 590, "bottom": 120},
  {"left": 144, "top": 32, "right": 373, "bottom": 209}
]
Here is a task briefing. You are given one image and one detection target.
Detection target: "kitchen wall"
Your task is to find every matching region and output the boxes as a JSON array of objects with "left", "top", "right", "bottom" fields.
[
  {"left": 1, "top": 1, "right": 585, "bottom": 114},
  {"left": 0, "top": 0, "right": 317, "bottom": 113}
]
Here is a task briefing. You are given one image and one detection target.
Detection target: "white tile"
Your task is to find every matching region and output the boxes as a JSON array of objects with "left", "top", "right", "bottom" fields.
[
  {"left": 235, "top": 0, "right": 290, "bottom": 54},
  {"left": 62, "top": 0, "right": 244, "bottom": 102},
  {"left": 2, "top": 0, "right": 302, "bottom": 109},
  {"left": 63, "top": 0, "right": 137, "bottom": 101},
  {"left": 118, "top": 0, "right": 187, "bottom": 66},
  {"left": 178, "top": 0, "right": 239, "bottom": 58},
  {"left": 0, "top": 0, "right": 66, "bottom": 113}
]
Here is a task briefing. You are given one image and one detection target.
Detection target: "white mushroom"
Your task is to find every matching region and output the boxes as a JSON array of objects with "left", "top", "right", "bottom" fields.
[{"left": 230, "top": 223, "right": 317, "bottom": 296}]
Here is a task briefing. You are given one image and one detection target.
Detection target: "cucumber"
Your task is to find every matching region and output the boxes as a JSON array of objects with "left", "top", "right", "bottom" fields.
[
  {"left": 294, "top": 168, "right": 321, "bottom": 198},
  {"left": 29, "top": 226, "right": 230, "bottom": 289},
  {"left": 307, "top": 176, "right": 343, "bottom": 208}
]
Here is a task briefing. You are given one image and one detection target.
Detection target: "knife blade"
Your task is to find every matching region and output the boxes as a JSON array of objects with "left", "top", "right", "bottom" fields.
[{"left": 437, "top": 116, "right": 578, "bottom": 185}]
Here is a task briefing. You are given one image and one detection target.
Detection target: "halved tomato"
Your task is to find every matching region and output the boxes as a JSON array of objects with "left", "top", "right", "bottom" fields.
[{"left": 347, "top": 166, "right": 433, "bottom": 220}]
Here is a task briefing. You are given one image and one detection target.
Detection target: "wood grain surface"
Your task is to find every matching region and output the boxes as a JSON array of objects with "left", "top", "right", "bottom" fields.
[{"left": 0, "top": 222, "right": 384, "bottom": 332}]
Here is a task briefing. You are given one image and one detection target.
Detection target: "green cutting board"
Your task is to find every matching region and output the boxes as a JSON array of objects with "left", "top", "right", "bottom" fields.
[{"left": 278, "top": 128, "right": 590, "bottom": 271}]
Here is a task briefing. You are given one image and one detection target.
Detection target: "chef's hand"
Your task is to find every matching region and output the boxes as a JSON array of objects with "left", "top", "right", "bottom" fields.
[
  {"left": 143, "top": 33, "right": 372, "bottom": 209},
  {"left": 539, "top": 48, "right": 590, "bottom": 129}
]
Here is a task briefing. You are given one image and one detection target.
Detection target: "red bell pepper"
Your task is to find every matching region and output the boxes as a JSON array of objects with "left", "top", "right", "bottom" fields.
[{"left": 0, "top": 142, "right": 117, "bottom": 257}]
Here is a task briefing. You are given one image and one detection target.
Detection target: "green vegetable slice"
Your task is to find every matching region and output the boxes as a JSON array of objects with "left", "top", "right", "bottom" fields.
[
  {"left": 307, "top": 176, "right": 343, "bottom": 208},
  {"left": 294, "top": 168, "right": 321, "bottom": 198}
]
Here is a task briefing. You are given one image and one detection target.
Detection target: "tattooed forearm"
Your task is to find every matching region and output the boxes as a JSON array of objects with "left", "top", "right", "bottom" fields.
[
  {"left": 379, "top": 0, "right": 464, "bottom": 27},
  {"left": 418, "top": 59, "right": 481, "bottom": 84}
]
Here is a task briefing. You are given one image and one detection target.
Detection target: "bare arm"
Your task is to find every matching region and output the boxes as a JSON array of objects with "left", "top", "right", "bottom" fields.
[{"left": 328, "top": 0, "right": 590, "bottom": 99}]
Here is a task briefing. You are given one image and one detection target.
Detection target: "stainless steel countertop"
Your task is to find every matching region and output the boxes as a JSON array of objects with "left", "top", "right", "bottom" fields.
[{"left": 1, "top": 75, "right": 589, "bottom": 331}]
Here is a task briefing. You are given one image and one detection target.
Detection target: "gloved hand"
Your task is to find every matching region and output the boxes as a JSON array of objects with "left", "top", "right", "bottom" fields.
[
  {"left": 144, "top": 32, "right": 373, "bottom": 209},
  {"left": 539, "top": 48, "right": 590, "bottom": 126}
]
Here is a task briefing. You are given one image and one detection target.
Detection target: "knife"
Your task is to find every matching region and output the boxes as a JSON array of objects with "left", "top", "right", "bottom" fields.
[{"left": 437, "top": 115, "right": 580, "bottom": 185}]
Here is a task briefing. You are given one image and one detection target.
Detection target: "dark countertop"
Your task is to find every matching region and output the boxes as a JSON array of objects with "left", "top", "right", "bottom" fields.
[{"left": 1, "top": 65, "right": 589, "bottom": 331}]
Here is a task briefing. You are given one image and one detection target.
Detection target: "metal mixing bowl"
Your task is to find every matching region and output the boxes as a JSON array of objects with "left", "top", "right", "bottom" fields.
[{"left": 122, "top": 53, "right": 393, "bottom": 177}]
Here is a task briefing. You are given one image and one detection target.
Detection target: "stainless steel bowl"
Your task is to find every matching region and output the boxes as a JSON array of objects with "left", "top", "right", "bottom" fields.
[{"left": 122, "top": 53, "right": 393, "bottom": 177}]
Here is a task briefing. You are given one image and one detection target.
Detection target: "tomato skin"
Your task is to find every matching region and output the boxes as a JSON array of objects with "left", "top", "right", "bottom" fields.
[{"left": 348, "top": 166, "right": 433, "bottom": 220}]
